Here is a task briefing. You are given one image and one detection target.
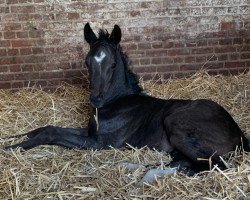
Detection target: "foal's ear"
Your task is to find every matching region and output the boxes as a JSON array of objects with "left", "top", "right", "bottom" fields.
[
  {"left": 84, "top": 23, "right": 97, "bottom": 44},
  {"left": 109, "top": 25, "right": 122, "bottom": 45}
]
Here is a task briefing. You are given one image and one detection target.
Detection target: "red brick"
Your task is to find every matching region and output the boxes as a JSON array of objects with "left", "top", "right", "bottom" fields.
[
  {"left": 207, "top": 55, "right": 217, "bottom": 61},
  {"left": 44, "top": 48, "right": 55, "bottom": 54},
  {"left": 4, "top": 23, "right": 21, "bottom": 30},
  {"left": 29, "top": 14, "right": 42, "bottom": 20},
  {"left": 0, "top": 7, "right": 9, "bottom": 13},
  {"left": 233, "top": 38, "right": 243, "bottom": 45},
  {"left": 47, "top": 79, "right": 61, "bottom": 86},
  {"left": 11, "top": 5, "right": 35, "bottom": 13},
  {"left": 245, "top": 38, "right": 250, "bottom": 44},
  {"left": 186, "top": 41, "right": 197, "bottom": 47},
  {"left": 2, "top": 57, "right": 23, "bottom": 65},
  {"left": 35, "top": 39, "right": 46, "bottom": 46},
  {"left": 67, "top": 12, "right": 80, "bottom": 20},
  {"left": 6, "top": 0, "right": 18, "bottom": 4},
  {"left": 241, "top": 53, "right": 250, "bottom": 59},
  {"left": 22, "top": 65, "right": 34, "bottom": 72},
  {"left": 29, "top": 30, "right": 44, "bottom": 38},
  {"left": 139, "top": 58, "right": 150, "bottom": 65},
  {"left": 0, "top": 49, "right": 7, "bottom": 56},
  {"left": 192, "top": 47, "right": 213, "bottom": 54},
  {"left": 0, "top": 73, "right": 15, "bottom": 81},
  {"left": 203, "top": 62, "right": 224, "bottom": 69},
  {"left": 134, "top": 66, "right": 156, "bottom": 73},
  {"left": 18, "top": 13, "right": 29, "bottom": 21},
  {"left": 207, "top": 40, "right": 219, "bottom": 46},
  {"left": 0, "top": 82, "right": 11, "bottom": 89},
  {"left": 168, "top": 49, "right": 190, "bottom": 56},
  {"left": 9, "top": 65, "right": 21, "bottom": 72},
  {"left": 240, "top": 45, "right": 250, "bottom": 52},
  {"left": 15, "top": 72, "right": 39, "bottom": 80},
  {"left": 156, "top": 65, "right": 178, "bottom": 72},
  {"left": 196, "top": 56, "right": 207, "bottom": 63},
  {"left": 225, "top": 61, "right": 246, "bottom": 68},
  {"left": 138, "top": 42, "right": 151, "bottom": 50},
  {"left": 64, "top": 70, "right": 83, "bottom": 78},
  {"left": 173, "top": 57, "right": 184, "bottom": 63},
  {"left": 230, "top": 53, "right": 240, "bottom": 60},
  {"left": 180, "top": 64, "right": 202, "bottom": 71},
  {"left": 0, "top": 40, "right": 11, "bottom": 47},
  {"left": 12, "top": 40, "right": 33, "bottom": 47},
  {"left": 57, "top": 63, "right": 71, "bottom": 70},
  {"left": 152, "top": 42, "right": 163, "bottom": 49},
  {"left": 72, "top": 77, "right": 83, "bottom": 85},
  {"left": 32, "top": 47, "right": 44, "bottom": 54},
  {"left": 132, "top": 58, "right": 139, "bottom": 66},
  {"left": 127, "top": 50, "right": 145, "bottom": 58},
  {"left": 197, "top": 40, "right": 207, "bottom": 47},
  {"left": 11, "top": 81, "right": 24, "bottom": 88},
  {"left": 20, "top": 48, "right": 32, "bottom": 55},
  {"left": 174, "top": 41, "right": 185, "bottom": 48},
  {"left": 71, "top": 62, "right": 84, "bottom": 69},
  {"left": 16, "top": 31, "right": 29, "bottom": 38},
  {"left": 162, "top": 57, "right": 173, "bottom": 64},
  {"left": 124, "top": 43, "right": 137, "bottom": 51},
  {"left": 3, "top": 31, "right": 16, "bottom": 39},
  {"left": 217, "top": 54, "right": 228, "bottom": 61},
  {"left": 22, "top": 55, "right": 46, "bottom": 63},
  {"left": 185, "top": 56, "right": 196, "bottom": 63},
  {"left": 0, "top": 66, "right": 9, "bottom": 72},
  {"left": 163, "top": 42, "right": 174, "bottom": 48},
  {"left": 146, "top": 50, "right": 168, "bottom": 57},
  {"left": 219, "top": 39, "right": 232, "bottom": 45},
  {"left": 130, "top": 10, "right": 140, "bottom": 17},
  {"left": 7, "top": 49, "right": 19, "bottom": 56},
  {"left": 34, "top": 0, "right": 44, "bottom": 3},
  {"left": 151, "top": 58, "right": 162, "bottom": 64},
  {"left": 214, "top": 46, "right": 236, "bottom": 53},
  {"left": 0, "top": 58, "right": 10, "bottom": 65},
  {"left": 19, "top": 0, "right": 32, "bottom": 3},
  {"left": 221, "top": 22, "right": 234, "bottom": 30}
]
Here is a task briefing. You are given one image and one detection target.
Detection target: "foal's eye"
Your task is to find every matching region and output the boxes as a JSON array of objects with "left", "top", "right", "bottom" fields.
[{"left": 111, "top": 63, "right": 116, "bottom": 69}]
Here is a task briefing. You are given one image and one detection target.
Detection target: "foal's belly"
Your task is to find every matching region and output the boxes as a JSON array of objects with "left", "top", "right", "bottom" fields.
[{"left": 96, "top": 95, "right": 174, "bottom": 151}]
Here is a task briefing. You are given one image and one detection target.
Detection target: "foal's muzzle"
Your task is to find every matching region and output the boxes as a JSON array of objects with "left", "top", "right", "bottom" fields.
[{"left": 90, "top": 94, "right": 104, "bottom": 108}]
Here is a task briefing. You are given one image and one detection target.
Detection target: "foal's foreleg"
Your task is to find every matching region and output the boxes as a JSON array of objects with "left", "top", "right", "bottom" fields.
[{"left": 5, "top": 126, "right": 100, "bottom": 150}]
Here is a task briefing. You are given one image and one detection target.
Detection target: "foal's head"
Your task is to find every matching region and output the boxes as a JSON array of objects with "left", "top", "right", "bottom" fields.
[{"left": 84, "top": 23, "right": 141, "bottom": 108}]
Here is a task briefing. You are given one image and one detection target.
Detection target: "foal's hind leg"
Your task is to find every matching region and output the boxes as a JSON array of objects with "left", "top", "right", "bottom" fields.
[
  {"left": 5, "top": 126, "right": 99, "bottom": 150},
  {"left": 169, "top": 149, "right": 205, "bottom": 175}
]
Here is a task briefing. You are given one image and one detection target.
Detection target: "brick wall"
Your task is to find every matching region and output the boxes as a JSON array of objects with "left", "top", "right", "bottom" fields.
[{"left": 0, "top": 0, "right": 249, "bottom": 89}]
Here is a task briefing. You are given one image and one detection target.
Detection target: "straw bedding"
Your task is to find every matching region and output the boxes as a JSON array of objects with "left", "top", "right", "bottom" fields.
[{"left": 0, "top": 72, "right": 249, "bottom": 199}]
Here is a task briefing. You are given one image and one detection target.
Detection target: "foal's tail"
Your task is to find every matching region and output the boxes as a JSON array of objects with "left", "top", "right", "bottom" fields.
[{"left": 242, "top": 135, "right": 250, "bottom": 152}]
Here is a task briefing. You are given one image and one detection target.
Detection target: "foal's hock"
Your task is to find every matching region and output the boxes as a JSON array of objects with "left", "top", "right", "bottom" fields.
[{"left": 5, "top": 23, "right": 250, "bottom": 175}]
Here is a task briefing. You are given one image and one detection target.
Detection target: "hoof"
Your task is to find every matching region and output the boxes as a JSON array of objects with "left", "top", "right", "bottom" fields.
[{"left": 138, "top": 168, "right": 177, "bottom": 186}]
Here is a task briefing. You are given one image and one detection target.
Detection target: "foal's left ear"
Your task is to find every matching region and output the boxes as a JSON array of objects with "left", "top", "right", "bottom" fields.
[
  {"left": 84, "top": 23, "right": 97, "bottom": 44},
  {"left": 109, "top": 25, "right": 122, "bottom": 45}
]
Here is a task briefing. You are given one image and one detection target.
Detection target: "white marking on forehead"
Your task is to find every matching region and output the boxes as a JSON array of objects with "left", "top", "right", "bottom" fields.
[{"left": 94, "top": 51, "right": 106, "bottom": 64}]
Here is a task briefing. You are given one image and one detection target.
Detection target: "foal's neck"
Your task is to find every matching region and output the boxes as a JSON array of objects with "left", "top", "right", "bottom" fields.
[{"left": 114, "top": 49, "right": 142, "bottom": 97}]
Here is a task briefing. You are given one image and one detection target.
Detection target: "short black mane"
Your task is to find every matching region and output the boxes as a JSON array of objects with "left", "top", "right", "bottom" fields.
[
  {"left": 98, "top": 29, "right": 111, "bottom": 43},
  {"left": 97, "top": 29, "right": 143, "bottom": 94}
]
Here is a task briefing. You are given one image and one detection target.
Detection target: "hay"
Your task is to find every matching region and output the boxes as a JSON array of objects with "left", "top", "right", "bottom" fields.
[{"left": 0, "top": 72, "right": 249, "bottom": 199}]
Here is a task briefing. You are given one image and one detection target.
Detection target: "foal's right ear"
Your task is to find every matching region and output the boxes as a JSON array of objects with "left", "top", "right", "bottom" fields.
[{"left": 84, "top": 23, "right": 97, "bottom": 44}]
